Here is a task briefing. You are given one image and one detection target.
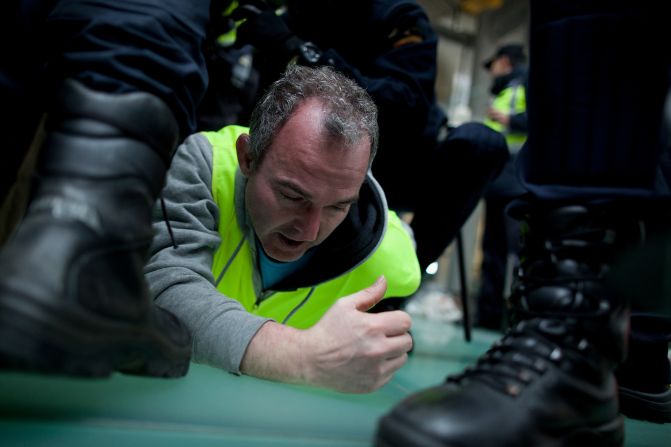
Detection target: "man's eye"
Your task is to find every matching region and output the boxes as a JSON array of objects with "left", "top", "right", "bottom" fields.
[{"left": 281, "top": 192, "right": 301, "bottom": 202}]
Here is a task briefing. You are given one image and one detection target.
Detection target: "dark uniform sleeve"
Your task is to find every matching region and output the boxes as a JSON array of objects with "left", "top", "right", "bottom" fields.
[
  {"left": 509, "top": 74, "right": 528, "bottom": 133},
  {"left": 46, "top": 0, "right": 211, "bottom": 137}
]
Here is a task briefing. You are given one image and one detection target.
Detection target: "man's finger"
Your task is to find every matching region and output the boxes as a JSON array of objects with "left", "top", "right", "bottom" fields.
[
  {"left": 348, "top": 275, "right": 388, "bottom": 311},
  {"left": 381, "top": 352, "right": 409, "bottom": 377},
  {"left": 369, "top": 309, "right": 412, "bottom": 336},
  {"left": 383, "top": 333, "right": 414, "bottom": 358}
]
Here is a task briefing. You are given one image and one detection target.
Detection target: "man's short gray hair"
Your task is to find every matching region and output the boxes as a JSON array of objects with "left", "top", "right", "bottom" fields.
[{"left": 247, "top": 65, "right": 379, "bottom": 171}]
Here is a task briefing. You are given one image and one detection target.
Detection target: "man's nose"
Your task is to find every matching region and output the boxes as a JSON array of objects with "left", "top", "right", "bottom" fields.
[{"left": 295, "top": 206, "right": 321, "bottom": 241}]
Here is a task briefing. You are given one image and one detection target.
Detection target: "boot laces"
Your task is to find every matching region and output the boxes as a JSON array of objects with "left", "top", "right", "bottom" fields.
[{"left": 447, "top": 319, "right": 593, "bottom": 397}]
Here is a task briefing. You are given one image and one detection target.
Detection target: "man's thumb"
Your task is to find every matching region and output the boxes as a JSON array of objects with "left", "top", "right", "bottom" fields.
[{"left": 353, "top": 275, "right": 387, "bottom": 311}]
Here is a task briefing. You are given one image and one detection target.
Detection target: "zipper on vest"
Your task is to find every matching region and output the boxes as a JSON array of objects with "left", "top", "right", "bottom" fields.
[
  {"left": 254, "top": 290, "right": 275, "bottom": 310},
  {"left": 215, "top": 236, "right": 246, "bottom": 287},
  {"left": 282, "top": 288, "right": 315, "bottom": 325}
]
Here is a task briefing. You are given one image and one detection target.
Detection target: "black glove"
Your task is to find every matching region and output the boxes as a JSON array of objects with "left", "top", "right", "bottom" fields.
[{"left": 232, "top": 0, "right": 302, "bottom": 58}]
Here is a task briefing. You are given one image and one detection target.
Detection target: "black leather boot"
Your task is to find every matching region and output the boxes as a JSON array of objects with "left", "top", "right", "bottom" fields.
[
  {"left": 606, "top": 215, "right": 671, "bottom": 423},
  {"left": 0, "top": 80, "right": 191, "bottom": 378},
  {"left": 615, "top": 325, "right": 671, "bottom": 424},
  {"left": 376, "top": 204, "right": 641, "bottom": 447}
]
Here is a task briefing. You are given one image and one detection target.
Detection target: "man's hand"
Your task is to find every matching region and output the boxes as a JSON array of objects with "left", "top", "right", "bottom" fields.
[
  {"left": 239, "top": 276, "right": 413, "bottom": 394},
  {"left": 232, "top": 0, "right": 301, "bottom": 57},
  {"left": 486, "top": 107, "right": 511, "bottom": 127},
  {"left": 300, "top": 276, "right": 413, "bottom": 393}
]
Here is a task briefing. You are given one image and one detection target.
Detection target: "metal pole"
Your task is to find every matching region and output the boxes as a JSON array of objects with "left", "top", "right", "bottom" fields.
[{"left": 456, "top": 230, "right": 472, "bottom": 342}]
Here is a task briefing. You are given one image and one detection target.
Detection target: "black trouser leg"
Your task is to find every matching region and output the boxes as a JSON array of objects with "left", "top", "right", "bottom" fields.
[{"left": 411, "top": 122, "right": 508, "bottom": 271}]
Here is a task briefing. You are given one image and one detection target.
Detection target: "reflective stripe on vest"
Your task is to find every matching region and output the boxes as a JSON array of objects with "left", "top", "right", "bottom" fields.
[{"left": 203, "top": 126, "right": 421, "bottom": 329}]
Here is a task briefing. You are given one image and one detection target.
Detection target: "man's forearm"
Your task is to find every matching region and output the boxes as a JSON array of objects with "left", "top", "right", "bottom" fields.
[{"left": 239, "top": 321, "right": 308, "bottom": 385}]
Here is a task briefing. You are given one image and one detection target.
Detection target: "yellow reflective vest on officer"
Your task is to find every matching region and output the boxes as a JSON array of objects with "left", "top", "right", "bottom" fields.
[{"left": 485, "top": 83, "right": 527, "bottom": 151}]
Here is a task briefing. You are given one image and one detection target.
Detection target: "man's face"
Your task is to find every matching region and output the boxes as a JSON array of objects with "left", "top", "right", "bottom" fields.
[
  {"left": 489, "top": 55, "right": 512, "bottom": 77},
  {"left": 237, "top": 99, "right": 371, "bottom": 262}
]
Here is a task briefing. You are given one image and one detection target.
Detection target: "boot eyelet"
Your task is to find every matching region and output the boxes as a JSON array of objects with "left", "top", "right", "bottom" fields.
[
  {"left": 506, "top": 383, "right": 522, "bottom": 396},
  {"left": 518, "top": 369, "right": 533, "bottom": 383}
]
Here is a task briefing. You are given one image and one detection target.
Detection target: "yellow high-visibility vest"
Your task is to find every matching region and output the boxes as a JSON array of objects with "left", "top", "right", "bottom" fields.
[
  {"left": 204, "top": 125, "right": 421, "bottom": 329},
  {"left": 485, "top": 83, "right": 527, "bottom": 151}
]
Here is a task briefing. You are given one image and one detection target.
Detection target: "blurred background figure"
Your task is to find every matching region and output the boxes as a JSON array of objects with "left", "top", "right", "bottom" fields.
[{"left": 475, "top": 43, "right": 528, "bottom": 330}]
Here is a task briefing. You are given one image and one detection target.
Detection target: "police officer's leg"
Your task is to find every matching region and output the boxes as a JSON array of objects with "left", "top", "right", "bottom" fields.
[
  {"left": 410, "top": 122, "right": 508, "bottom": 272},
  {"left": 376, "top": 2, "right": 669, "bottom": 445},
  {"left": 0, "top": 0, "right": 209, "bottom": 377},
  {"left": 608, "top": 202, "right": 671, "bottom": 423},
  {"left": 616, "top": 314, "right": 671, "bottom": 422},
  {"left": 475, "top": 154, "right": 524, "bottom": 331}
]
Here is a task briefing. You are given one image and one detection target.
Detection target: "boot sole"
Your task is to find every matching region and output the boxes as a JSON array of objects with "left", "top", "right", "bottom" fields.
[
  {"left": 619, "top": 386, "right": 671, "bottom": 423},
  {"left": 0, "top": 285, "right": 190, "bottom": 378},
  {"left": 375, "top": 412, "right": 624, "bottom": 447}
]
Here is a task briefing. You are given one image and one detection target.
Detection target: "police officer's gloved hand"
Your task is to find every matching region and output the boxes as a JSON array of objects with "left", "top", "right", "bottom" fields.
[{"left": 233, "top": 0, "right": 303, "bottom": 60}]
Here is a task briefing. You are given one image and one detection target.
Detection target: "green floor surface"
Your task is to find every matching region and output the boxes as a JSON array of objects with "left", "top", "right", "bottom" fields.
[{"left": 1, "top": 320, "right": 669, "bottom": 446}]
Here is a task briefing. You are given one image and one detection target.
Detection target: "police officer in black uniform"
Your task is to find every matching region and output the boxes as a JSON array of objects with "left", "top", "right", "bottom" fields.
[{"left": 376, "top": 1, "right": 671, "bottom": 445}]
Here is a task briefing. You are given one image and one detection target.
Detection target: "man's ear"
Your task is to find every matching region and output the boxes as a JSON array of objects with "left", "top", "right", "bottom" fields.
[{"left": 236, "top": 134, "right": 253, "bottom": 177}]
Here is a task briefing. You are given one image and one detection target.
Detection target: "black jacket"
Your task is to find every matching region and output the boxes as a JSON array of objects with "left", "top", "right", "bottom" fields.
[{"left": 256, "top": 0, "right": 447, "bottom": 208}]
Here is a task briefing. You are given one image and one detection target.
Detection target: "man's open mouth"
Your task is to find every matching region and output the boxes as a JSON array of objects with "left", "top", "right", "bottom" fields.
[{"left": 279, "top": 233, "right": 303, "bottom": 247}]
